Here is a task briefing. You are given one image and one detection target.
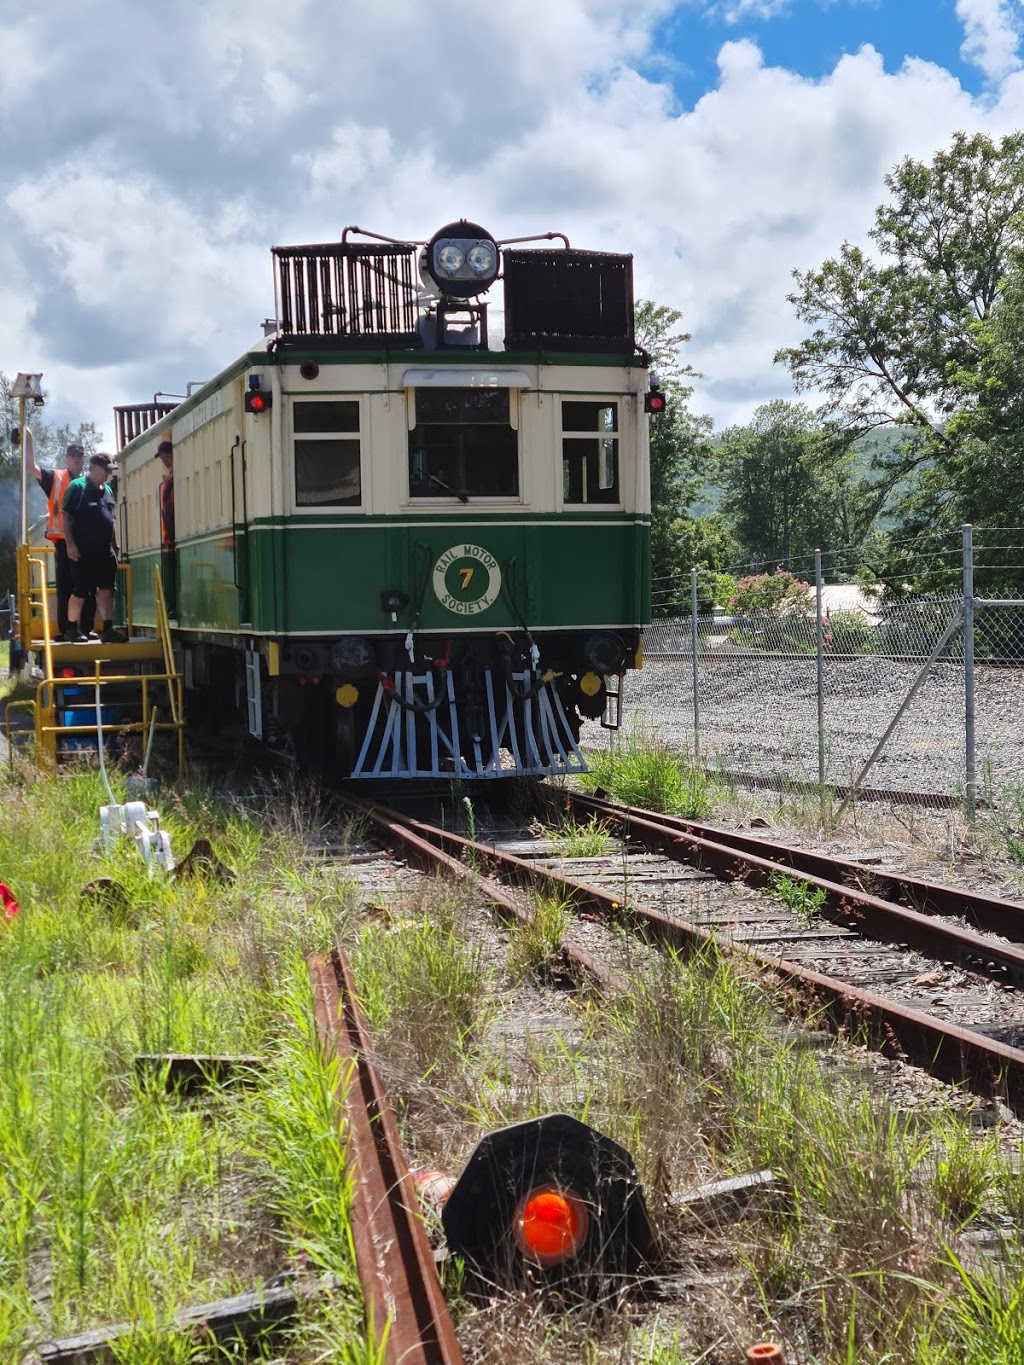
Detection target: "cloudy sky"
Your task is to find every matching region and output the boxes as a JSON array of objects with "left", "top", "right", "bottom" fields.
[{"left": 4, "top": 0, "right": 1024, "bottom": 441}]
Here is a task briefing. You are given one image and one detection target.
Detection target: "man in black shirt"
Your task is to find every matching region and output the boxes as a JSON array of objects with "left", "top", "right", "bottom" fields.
[{"left": 61, "top": 453, "right": 121, "bottom": 643}]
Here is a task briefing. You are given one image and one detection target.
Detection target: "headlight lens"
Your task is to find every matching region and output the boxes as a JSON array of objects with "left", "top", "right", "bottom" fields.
[
  {"left": 436, "top": 244, "right": 464, "bottom": 276},
  {"left": 467, "top": 242, "right": 496, "bottom": 276}
]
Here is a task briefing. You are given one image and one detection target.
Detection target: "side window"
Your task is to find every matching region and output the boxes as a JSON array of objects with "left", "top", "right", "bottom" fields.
[
  {"left": 409, "top": 388, "right": 518, "bottom": 499},
  {"left": 294, "top": 400, "right": 361, "bottom": 506},
  {"left": 562, "top": 401, "right": 619, "bottom": 504}
]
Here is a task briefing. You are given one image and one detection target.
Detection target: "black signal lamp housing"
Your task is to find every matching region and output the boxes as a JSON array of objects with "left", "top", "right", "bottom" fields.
[
  {"left": 441, "top": 1112, "right": 651, "bottom": 1298},
  {"left": 245, "top": 376, "right": 271, "bottom": 415},
  {"left": 645, "top": 374, "right": 666, "bottom": 415},
  {"left": 424, "top": 219, "right": 499, "bottom": 298}
]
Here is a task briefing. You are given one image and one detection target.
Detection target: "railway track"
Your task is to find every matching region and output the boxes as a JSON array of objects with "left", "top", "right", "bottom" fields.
[
  {"left": 340, "top": 792, "right": 1024, "bottom": 1117},
  {"left": 307, "top": 946, "right": 464, "bottom": 1365}
]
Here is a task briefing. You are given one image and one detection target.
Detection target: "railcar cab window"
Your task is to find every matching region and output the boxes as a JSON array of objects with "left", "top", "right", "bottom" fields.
[
  {"left": 409, "top": 388, "right": 518, "bottom": 500},
  {"left": 293, "top": 400, "right": 361, "bottom": 506},
  {"left": 562, "top": 401, "right": 619, "bottom": 504}
]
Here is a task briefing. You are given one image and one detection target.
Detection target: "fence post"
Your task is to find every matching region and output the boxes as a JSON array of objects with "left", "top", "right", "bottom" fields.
[
  {"left": 815, "top": 549, "right": 826, "bottom": 821},
  {"left": 690, "top": 566, "right": 701, "bottom": 763},
  {"left": 963, "top": 524, "right": 976, "bottom": 824}
]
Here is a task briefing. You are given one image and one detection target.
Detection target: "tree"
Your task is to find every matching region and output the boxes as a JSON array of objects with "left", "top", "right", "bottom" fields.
[
  {"left": 776, "top": 132, "right": 1024, "bottom": 592},
  {"left": 634, "top": 301, "right": 715, "bottom": 608},
  {"left": 777, "top": 132, "right": 1024, "bottom": 440},
  {"left": 717, "top": 400, "right": 856, "bottom": 569}
]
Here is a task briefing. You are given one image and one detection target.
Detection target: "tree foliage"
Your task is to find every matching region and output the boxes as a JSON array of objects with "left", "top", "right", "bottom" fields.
[
  {"left": 777, "top": 132, "right": 1024, "bottom": 439},
  {"left": 634, "top": 301, "right": 716, "bottom": 606},
  {"left": 729, "top": 570, "right": 810, "bottom": 614},
  {"left": 775, "top": 131, "right": 1024, "bottom": 593},
  {"left": 717, "top": 400, "right": 865, "bottom": 568}
]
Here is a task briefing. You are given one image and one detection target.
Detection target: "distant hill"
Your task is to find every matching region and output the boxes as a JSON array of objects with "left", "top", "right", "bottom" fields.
[{"left": 692, "top": 424, "right": 926, "bottom": 528}]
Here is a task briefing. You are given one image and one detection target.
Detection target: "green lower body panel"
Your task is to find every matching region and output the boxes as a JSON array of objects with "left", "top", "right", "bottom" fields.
[{"left": 128, "top": 516, "right": 650, "bottom": 636}]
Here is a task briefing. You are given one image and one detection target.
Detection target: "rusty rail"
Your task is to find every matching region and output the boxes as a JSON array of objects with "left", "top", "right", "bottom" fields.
[
  {"left": 307, "top": 945, "right": 464, "bottom": 1365},
  {"left": 341, "top": 797, "right": 1024, "bottom": 1119},
  {"left": 567, "top": 793, "right": 1024, "bottom": 987},
  {"left": 572, "top": 793, "right": 1024, "bottom": 938}
]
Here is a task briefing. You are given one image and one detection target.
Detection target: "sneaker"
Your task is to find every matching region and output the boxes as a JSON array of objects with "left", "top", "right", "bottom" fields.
[
  {"left": 100, "top": 628, "right": 127, "bottom": 644},
  {"left": 85, "top": 631, "right": 100, "bottom": 642},
  {"left": 63, "top": 627, "right": 87, "bottom": 643}
]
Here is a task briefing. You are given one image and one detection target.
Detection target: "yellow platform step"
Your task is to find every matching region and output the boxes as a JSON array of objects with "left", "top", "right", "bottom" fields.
[{"left": 29, "top": 638, "right": 165, "bottom": 664}]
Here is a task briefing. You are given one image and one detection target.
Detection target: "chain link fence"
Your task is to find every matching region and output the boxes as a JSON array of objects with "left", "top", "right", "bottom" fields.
[{"left": 624, "top": 554, "right": 1024, "bottom": 812}]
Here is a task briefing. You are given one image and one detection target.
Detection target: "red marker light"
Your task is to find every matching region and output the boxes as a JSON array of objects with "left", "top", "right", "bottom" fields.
[
  {"left": 244, "top": 388, "right": 272, "bottom": 415},
  {"left": 515, "top": 1187, "right": 589, "bottom": 1265},
  {"left": 644, "top": 391, "right": 667, "bottom": 414}
]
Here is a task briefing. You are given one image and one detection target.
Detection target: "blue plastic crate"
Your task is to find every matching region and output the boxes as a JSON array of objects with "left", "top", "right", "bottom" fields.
[{"left": 61, "top": 706, "right": 119, "bottom": 751}]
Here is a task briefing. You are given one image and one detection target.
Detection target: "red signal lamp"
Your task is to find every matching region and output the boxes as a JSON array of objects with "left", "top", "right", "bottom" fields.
[
  {"left": 515, "top": 1187, "right": 590, "bottom": 1265},
  {"left": 244, "top": 389, "right": 271, "bottom": 415},
  {"left": 644, "top": 389, "right": 667, "bottom": 414}
]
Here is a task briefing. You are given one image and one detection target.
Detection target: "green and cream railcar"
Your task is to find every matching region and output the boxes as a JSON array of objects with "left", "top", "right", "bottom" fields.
[{"left": 114, "top": 220, "right": 652, "bottom": 778}]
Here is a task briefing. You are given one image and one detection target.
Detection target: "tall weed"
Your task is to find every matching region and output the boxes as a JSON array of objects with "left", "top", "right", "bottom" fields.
[{"left": 583, "top": 734, "right": 714, "bottom": 816}]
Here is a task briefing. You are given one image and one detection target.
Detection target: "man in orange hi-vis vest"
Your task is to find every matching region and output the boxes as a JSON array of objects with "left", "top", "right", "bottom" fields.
[{"left": 23, "top": 429, "right": 87, "bottom": 637}]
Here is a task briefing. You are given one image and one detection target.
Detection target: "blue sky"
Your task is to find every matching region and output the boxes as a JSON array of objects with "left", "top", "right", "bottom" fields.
[
  {"left": 658, "top": 0, "right": 988, "bottom": 103},
  {"left": 3, "top": 0, "right": 1024, "bottom": 434}
]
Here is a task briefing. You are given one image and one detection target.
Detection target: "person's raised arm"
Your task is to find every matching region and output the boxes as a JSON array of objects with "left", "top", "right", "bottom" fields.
[{"left": 23, "top": 427, "right": 42, "bottom": 484}]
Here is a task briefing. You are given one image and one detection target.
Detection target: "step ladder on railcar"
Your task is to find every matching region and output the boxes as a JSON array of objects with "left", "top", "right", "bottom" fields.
[{"left": 6, "top": 544, "right": 183, "bottom": 773}]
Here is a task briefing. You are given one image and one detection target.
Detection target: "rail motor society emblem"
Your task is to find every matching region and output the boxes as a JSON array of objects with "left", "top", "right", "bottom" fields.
[{"left": 432, "top": 543, "right": 502, "bottom": 616}]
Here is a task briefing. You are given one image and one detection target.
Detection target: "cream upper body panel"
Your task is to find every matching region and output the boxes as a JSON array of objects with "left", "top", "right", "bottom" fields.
[{"left": 118, "top": 350, "right": 650, "bottom": 552}]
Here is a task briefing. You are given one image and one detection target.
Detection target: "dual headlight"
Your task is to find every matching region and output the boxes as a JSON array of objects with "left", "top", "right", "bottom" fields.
[
  {"left": 424, "top": 220, "right": 499, "bottom": 297},
  {"left": 436, "top": 241, "right": 496, "bottom": 278}
]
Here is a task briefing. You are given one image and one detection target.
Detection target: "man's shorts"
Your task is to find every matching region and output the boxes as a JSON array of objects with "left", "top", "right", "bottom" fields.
[{"left": 71, "top": 547, "right": 118, "bottom": 597}]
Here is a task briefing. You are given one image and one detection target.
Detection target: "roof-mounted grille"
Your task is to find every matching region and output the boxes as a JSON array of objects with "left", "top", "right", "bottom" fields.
[
  {"left": 113, "top": 402, "right": 178, "bottom": 451},
  {"left": 273, "top": 242, "right": 421, "bottom": 347},
  {"left": 502, "top": 249, "right": 634, "bottom": 353}
]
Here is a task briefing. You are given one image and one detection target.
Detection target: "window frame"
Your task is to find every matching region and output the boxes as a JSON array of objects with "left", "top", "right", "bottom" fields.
[
  {"left": 560, "top": 398, "right": 623, "bottom": 508},
  {"left": 406, "top": 386, "right": 522, "bottom": 504},
  {"left": 290, "top": 396, "right": 364, "bottom": 513}
]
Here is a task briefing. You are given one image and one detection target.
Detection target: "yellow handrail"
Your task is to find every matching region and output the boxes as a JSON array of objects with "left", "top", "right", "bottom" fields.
[
  {"left": 153, "top": 566, "right": 180, "bottom": 725},
  {"left": 27, "top": 555, "right": 56, "bottom": 687}
]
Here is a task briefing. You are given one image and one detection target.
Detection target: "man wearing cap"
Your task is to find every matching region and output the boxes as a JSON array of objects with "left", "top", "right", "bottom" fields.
[
  {"left": 23, "top": 429, "right": 88, "bottom": 636},
  {"left": 155, "top": 439, "right": 176, "bottom": 616},
  {"left": 61, "top": 453, "right": 121, "bottom": 643}
]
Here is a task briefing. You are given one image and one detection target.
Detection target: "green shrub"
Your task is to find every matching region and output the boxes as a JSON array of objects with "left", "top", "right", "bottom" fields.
[{"left": 826, "top": 608, "right": 877, "bottom": 654}]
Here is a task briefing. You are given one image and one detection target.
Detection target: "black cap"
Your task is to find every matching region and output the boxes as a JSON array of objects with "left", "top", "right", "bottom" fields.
[
  {"left": 90, "top": 452, "right": 116, "bottom": 471},
  {"left": 156, "top": 440, "right": 173, "bottom": 455}
]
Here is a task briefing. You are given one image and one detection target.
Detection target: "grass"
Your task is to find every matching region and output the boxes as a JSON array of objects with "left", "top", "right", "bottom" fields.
[
  {"left": 0, "top": 760, "right": 373, "bottom": 1359},
  {"left": 506, "top": 895, "right": 573, "bottom": 983},
  {"left": 348, "top": 879, "right": 1024, "bottom": 1364},
  {"left": 765, "top": 868, "right": 827, "bottom": 923},
  {"left": 551, "top": 815, "right": 613, "bottom": 857},
  {"left": 581, "top": 732, "right": 715, "bottom": 817},
  {"left": 352, "top": 880, "right": 493, "bottom": 1084},
  {"left": 12, "top": 756, "right": 1024, "bottom": 1362}
]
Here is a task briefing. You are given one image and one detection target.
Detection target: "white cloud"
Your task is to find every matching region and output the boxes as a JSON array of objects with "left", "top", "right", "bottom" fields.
[
  {"left": 710, "top": 0, "right": 791, "bottom": 21},
  {"left": 956, "top": 0, "right": 1023, "bottom": 81},
  {"left": 3, "top": 0, "right": 1024, "bottom": 439}
]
